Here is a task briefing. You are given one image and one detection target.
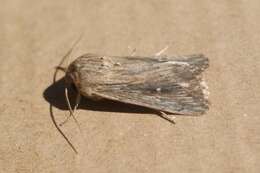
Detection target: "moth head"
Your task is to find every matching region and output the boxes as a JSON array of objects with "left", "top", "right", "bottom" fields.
[{"left": 64, "top": 64, "right": 80, "bottom": 90}]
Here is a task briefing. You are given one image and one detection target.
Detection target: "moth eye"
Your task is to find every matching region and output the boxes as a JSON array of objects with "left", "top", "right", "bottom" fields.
[{"left": 71, "top": 83, "right": 77, "bottom": 91}]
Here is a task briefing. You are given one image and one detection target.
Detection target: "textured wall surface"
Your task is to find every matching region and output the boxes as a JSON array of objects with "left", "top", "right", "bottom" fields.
[{"left": 0, "top": 0, "right": 260, "bottom": 172}]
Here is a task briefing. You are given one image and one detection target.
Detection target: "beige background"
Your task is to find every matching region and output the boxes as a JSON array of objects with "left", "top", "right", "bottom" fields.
[{"left": 1, "top": 0, "right": 260, "bottom": 172}]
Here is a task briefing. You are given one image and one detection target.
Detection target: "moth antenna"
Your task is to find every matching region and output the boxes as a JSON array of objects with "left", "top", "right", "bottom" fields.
[
  {"left": 49, "top": 105, "right": 78, "bottom": 154},
  {"left": 66, "top": 33, "right": 84, "bottom": 68},
  {"left": 50, "top": 34, "right": 84, "bottom": 154},
  {"left": 65, "top": 87, "right": 82, "bottom": 133},
  {"left": 158, "top": 111, "right": 176, "bottom": 124},
  {"left": 53, "top": 33, "right": 84, "bottom": 82},
  {"left": 55, "top": 66, "right": 67, "bottom": 72},
  {"left": 155, "top": 46, "right": 169, "bottom": 56}
]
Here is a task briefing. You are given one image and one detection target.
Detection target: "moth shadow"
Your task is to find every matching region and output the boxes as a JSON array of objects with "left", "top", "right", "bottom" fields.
[{"left": 43, "top": 77, "right": 155, "bottom": 114}]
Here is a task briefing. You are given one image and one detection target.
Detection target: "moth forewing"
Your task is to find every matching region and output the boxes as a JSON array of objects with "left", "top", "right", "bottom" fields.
[{"left": 65, "top": 54, "right": 209, "bottom": 116}]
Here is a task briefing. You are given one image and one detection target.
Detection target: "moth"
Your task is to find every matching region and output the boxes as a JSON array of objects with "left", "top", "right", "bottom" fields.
[{"left": 59, "top": 52, "right": 209, "bottom": 124}]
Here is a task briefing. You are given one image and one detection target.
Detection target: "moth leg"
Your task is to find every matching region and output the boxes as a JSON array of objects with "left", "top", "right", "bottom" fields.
[
  {"left": 60, "top": 93, "right": 81, "bottom": 126},
  {"left": 155, "top": 46, "right": 169, "bottom": 56},
  {"left": 158, "top": 111, "right": 176, "bottom": 124},
  {"left": 63, "top": 88, "right": 82, "bottom": 132},
  {"left": 73, "top": 93, "right": 81, "bottom": 112}
]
